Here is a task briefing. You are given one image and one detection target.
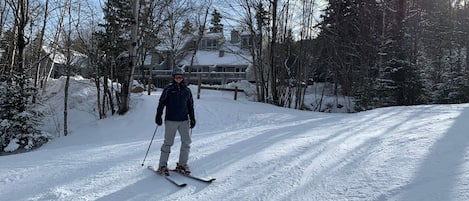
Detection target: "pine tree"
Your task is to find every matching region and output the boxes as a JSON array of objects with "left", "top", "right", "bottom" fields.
[
  {"left": 0, "top": 0, "right": 50, "bottom": 153},
  {"left": 209, "top": 9, "right": 223, "bottom": 33},
  {"left": 96, "top": 0, "right": 134, "bottom": 115},
  {"left": 315, "top": 0, "right": 383, "bottom": 110},
  {"left": 418, "top": 0, "right": 468, "bottom": 103},
  {"left": 384, "top": 0, "right": 423, "bottom": 106},
  {"left": 181, "top": 19, "right": 195, "bottom": 35},
  {"left": 0, "top": 76, "right": 48, "bottom": 153},
  {"left": 97, "top": 0, "right": 133, "bottom": 60}
]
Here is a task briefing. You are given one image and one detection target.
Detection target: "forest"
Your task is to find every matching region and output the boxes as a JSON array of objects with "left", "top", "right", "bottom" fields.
[{"left": 1, "top": 0, "right": 468, "bottom": 152}]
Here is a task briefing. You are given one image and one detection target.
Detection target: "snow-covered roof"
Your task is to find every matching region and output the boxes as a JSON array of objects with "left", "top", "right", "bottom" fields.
[
  {"left": 239, "top": 31, "right": 251, "bottom": 36},
  {"left": 143, "top": 54, "right": 152, "bottom": 65},
  {"left": 156, "top": 32, "right": 225, "bottom": 52},
  {"left": 178, "top": 50, "right": 251, "bottom": 66},
  {"left": 42, "top": 46, "right": 87, "bottom": 66},
  {"left": 155, "top": 35, "right": 192, "bottom": 52},
  {"left": 204, "top": 32, "right": 224, "bottom": 39}
]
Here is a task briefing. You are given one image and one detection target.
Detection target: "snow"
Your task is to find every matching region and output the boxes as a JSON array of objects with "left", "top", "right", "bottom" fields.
[
  {"left": 1, "top": 77, "right": 469, "bottom": 201},
  {"left": 178, "top": 50, "right": 251, "bottom": 66},
  {"left": 4, "top": 139, "right": 19, "bottom": 152},
  {"left": 42, "top": 46, "right": 88, "bottom": 66}
]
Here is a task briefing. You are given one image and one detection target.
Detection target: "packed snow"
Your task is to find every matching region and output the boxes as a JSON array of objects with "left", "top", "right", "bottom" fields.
[{"left": 1, "top": 77, "right": 469, "bottom": 201}]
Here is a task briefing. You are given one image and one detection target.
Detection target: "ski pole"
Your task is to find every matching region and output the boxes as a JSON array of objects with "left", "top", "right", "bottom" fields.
[{"left": 141, "top": 125, "right": 159, "bottom": 167}]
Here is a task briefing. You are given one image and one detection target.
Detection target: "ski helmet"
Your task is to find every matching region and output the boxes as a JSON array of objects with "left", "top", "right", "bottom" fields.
[{"left": 172, "top": 67, "right": 185, "bottom": 77}]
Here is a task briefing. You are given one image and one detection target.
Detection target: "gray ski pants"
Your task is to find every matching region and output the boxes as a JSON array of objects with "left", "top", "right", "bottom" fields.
[{"left": 158, "top": 120, "right": 192, "bottom": 168}]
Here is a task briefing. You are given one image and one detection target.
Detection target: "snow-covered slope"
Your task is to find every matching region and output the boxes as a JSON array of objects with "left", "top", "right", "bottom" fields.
[{"left": 1, "top": 79, "right": 468, "bottom": 201}]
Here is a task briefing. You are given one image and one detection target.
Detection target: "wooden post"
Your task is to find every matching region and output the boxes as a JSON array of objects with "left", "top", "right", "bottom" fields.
[
  {"left": 198, "top": 85, "right": 243, "bottom": 100},
  {"left": 197, "top": 74, "right": 201, "bottom": 99},
  {"left": 234, "top": 86, "right": 238, "bottom": 100}
]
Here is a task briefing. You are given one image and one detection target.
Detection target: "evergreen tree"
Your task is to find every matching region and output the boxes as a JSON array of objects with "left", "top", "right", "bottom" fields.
[
  {"left": 418, "top": 0, "right": 468, "bottom": 104},
  {"left": 96, "top": 0, "right": 135, "bottom": 115},
  {"left": 97, "top": 0, "right": 133, "bottom": 61},
  {"left": 0, "top": 76, "right": 49, "bottom": 153},
  {"left": 0, "top": 0, "right": 50, "bottom": 153},
  {"left": 209, "top": 9, "right": 223, "bottom": 33},
  {"left": 315, "top": 0, "right": 382, "bottom": 110},
  {"left": 360, "top": 0, "right": 424, "bottom": 107},
  {"left": 181, "top": 19, "right": 195, "bottom": 35},
  {"left": 384, "top": 0, "right": 424, "bottom": 106}
]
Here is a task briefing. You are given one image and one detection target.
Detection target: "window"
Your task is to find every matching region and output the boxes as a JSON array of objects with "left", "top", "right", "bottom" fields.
[
  {"left": 207, "top": 39, "right": 217, "bottom": 49},
  {"left": 242, "top": 37, "right": 253, "bottom": 48}
]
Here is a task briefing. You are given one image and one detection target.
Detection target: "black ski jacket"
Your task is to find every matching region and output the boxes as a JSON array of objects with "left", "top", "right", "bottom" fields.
[{"left": 156, "top": 80, "right": 195, "bottom": 122}]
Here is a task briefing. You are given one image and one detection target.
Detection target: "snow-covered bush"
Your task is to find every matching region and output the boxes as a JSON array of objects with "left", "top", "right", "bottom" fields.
[{"left": 0, "top": 79, "right": 50, "bottom": 153}]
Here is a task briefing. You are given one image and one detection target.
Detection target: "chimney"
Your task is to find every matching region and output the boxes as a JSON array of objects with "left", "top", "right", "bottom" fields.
[{"left": 230, "top": 30, "right": 239, "bottom": 43}]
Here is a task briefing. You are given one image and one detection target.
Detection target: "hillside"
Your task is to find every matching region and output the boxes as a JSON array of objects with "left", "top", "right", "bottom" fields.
[{"left": 1, "top": 77, "right": 468, "bottom": 201}]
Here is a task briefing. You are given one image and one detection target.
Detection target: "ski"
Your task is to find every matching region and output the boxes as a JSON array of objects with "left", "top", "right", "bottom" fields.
[
  {"left": 164, "top": 175, "right": 187, "bottom": 187},
  {"left": 170, "top": 169, "right": 216, "bottom": 183},
  {"left": 148, "top": 166, "right": 187, "bottom": 187}
]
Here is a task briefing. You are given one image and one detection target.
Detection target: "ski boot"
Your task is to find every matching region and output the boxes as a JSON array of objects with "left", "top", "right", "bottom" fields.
[
  {"left": 157, "top": 166, "right": 170, "bottom": 176},
  {"left": 175, "top": 163, "right": 191, "bottom": 175}
]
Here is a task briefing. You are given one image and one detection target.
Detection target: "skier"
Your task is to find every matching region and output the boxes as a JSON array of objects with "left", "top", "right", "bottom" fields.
[{"left": 155, "top": 67, "right": 196, "bottom": 176}]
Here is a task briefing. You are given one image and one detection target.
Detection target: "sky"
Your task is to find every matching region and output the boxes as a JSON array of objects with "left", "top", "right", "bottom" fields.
[
  {"left": 1, "top": 76, "right": 469, "bottom": 201},
  {"left": 215, "top": 0, "right": 328, "bottom": 40}
]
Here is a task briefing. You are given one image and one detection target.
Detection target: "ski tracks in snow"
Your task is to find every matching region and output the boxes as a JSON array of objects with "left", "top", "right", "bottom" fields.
[
  {"left": 184, "top": 104, "right": 464, "bottom": 201},
  {"left": 3, "top": 89, "right": 469, "bottom": 201},
  {"left": 0, "top": 142, "right": 160, "bottom": 201}
]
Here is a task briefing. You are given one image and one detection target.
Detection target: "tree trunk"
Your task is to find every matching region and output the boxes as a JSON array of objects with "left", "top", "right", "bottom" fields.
[
  {"left": 42, "top": 0, "right": 66, "bottom": 94},
  {"left": 118, "top": 0, "right": 139, "bottom": 115},
  {"left": 0, "top": 1, "right": 8, "bottom": 76},
  {"left": 15, "top": 0, "right": 29, "bottom": 112},
  {"left": 33, "top": 0, "right": 49, "bottom": 103},
  {"left": 270, "top": 0, "right": 279, "bottom": 105},
  {"left": 0, "top": 1, "right": 7, "bottom": 35},
  {"left": 63, "top": 0, "right": 72, "bottom": 137},
  {"left": 9, "top": 22, "right": 18, "bottom": 79},
  {"left": 189, "top": 7, "right": 209, "bottom": 85}
]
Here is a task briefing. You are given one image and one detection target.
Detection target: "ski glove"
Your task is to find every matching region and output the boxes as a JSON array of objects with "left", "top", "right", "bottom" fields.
[
  {"left": 190, "top": 119, "right": 196, "bottom": 129},
  {"left": 155, "top": 115, "right": 163, "bottom": 126}
]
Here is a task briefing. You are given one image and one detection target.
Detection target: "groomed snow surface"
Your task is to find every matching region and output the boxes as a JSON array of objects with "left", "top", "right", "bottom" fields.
[{"left": 1, "top": 77, "right": 469, "bottom": 201}]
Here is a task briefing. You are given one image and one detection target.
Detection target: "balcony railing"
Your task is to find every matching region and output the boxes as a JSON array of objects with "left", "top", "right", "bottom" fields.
[{"left": 134, "top": 70, "right": 246, "bottom": 87}]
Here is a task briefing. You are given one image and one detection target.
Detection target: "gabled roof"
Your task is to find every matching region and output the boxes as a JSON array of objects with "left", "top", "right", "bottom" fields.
[
  {"left": 155, "top": 35, "right": 193, "bottom": 52},
  {"left": 157, "top": 31, "right": 252, "bottom": 67},
  {"left": 179, "top": 50, "right": 251, "bottom": 66},
  {"left": 155, "top": 32, "right": 225, "bottom": 52},
  {"left": 204, "top": 32, "right": 224, "bottom": 39},
  {"left": 42, "top": 46, "right": 87, "bottom": 66}
]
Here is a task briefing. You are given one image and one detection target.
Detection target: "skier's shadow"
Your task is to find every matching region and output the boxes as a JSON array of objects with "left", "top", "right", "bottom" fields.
[
  {"left": 400, "top": 106, "right": 469, "bottom": 200},
  {"left": 95, "top": 169, "right": 184, "bottom": 201}
]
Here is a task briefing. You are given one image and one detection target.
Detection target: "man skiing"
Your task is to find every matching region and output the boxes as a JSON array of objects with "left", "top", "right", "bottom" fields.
[{"left": 155, "top": 67, "right": 196, "bottom": 176}]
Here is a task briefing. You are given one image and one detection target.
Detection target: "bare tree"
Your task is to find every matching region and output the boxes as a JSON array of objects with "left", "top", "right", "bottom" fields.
[
  {"left": 188, "top": 0, "right": 211, "bottom": 84},
  {"left": 7, "top": 0, "right": 29, "bottom": 99},
  {"left": 162, "top": 0, "right": 193, "bottom": 70},
  {"left": 295, "top": 0, "right": 320, "bottom": 110},
  {"left": 139, "top": 0, "right": 171, "bottom": 95},
  {"left": 0, "top": 1, "right": 11, "bottom": 77},
  {"left": 269, "top": 0, "right": 279, "bottom": 105},
  {"left": 63, "top": 0, "right": 72, "bottom": 136},
  {"left": 5, "top": 1, "right": 19, "bottom": 80},
  {"left": 226, "top": 0, "right": 268, "bottom": 102},
  {"left": 32, "top": 0, "right": 49, "bottom": 102},
  {"left": 0, "top": 1, "right": 7, "bottom": 34},
  {"left": 41, "top": 0, "right": 67, "bottom": 94},
  {"left": 74, "top": 1, "right": 108, "bottom": 119},
  {"left": 116, "top": 0, "right": 139, "bottom": 115}
]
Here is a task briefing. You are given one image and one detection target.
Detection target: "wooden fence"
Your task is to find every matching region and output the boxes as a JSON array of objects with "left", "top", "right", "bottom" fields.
[{"left": 197, "top": 82, "right": 244, "bottom": 101}]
